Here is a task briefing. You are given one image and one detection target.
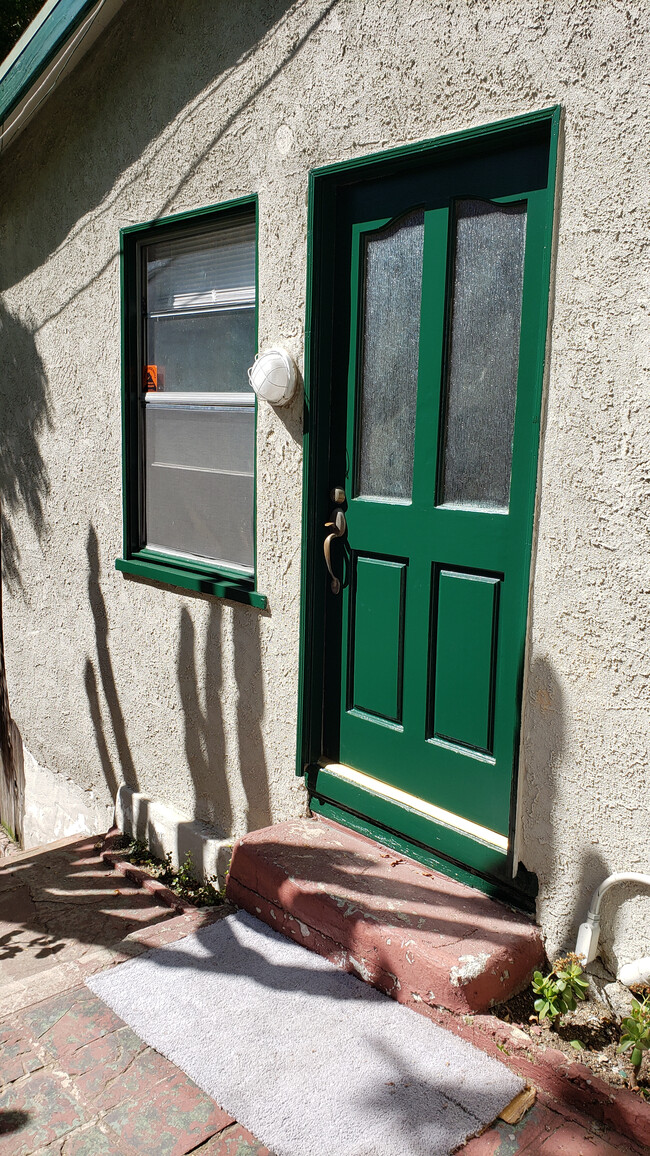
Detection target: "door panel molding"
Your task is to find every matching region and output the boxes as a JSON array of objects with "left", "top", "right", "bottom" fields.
[
  {"left": 429, "top": 568, "right": 501, "bottom": 755},
  {"left": 349, "top": 555, "right": 407, "bottom": 725}
]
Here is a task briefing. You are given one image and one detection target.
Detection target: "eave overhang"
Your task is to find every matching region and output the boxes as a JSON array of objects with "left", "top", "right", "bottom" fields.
[{"left": 0, "top": 0, "right": 127, "bottom": 153}]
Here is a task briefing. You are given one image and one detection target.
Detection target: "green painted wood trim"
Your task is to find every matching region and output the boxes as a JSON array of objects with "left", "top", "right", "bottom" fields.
[
  {"left": 297, "top": 108, "right": 560, "bottom": 903},
  {"left": 0, "top": 0, "right": 97, "bottom": 124},
  {"left": 504, "top": 109, "right": 562, "bottom": 852},
  {"left": 115, "top": 557, "right": 267, "bottom": 609},
  {"left": 296, "top": 166, "right": 334, "bottom": 776},
  {"left": 137, "top": 547, "right": 253, "bottom": 585},
  {"left": 252, "top": 206, "right": 260, "bottom": 582},
  {"left": 119, "top": 193, "right": 259, "bottom": 240},
  {"left": 309, "top": 107, "right": 561, "bottom": 182},
  {"left": 118, "top": 194, "right": 261, "bottom": 606},
  {"left": 309, "top": 790, "right": 536, "bottom": 913},
  {"left": 119, "top": 209, "right": 137, "bottom": 560}
]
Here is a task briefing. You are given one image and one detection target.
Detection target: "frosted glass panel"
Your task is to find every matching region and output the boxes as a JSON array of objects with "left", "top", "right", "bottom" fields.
[
  {"left": 144, "top": 405, "right": 254, "bottom": 570},
  {"left": 356, "top": 210, "right": 424, "bottom": 500},
  {"left": 441, "top": 199, "right": 527, "bottom": 511},
  {"left": 147, "top": 308, "right": 255, "bottom": 393}
]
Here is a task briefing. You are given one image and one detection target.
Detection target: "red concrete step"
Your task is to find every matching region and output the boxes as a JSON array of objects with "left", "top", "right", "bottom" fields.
[{"left": 226, "top": 817, "right": 543, "bottom": 1015}]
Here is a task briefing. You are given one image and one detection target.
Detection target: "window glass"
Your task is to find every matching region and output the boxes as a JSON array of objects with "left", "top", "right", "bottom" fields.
[
  {"left": 139, "top": 209, "right": 256, "bottom": 574},
  {"left": 147, "top": 311, "right": 255, "bottom": 395},
  {"left": 144, "top": 405, "right": 254, "bottom": 570},
  {"left": 144, "top": 215, "right": 256, "bottom": 394}
]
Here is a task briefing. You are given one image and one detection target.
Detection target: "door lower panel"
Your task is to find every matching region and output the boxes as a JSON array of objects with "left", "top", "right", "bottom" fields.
[
  {"left": 349, "top": 554, "right": 407, "bottom": 724},
  {"left": 429, "top": 567, "right": 501, "bottom": 755}
]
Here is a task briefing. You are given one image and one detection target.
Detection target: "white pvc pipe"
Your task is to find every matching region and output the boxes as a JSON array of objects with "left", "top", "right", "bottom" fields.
[
  {"left": 588, "top": 873, "right": 650, "bottom": 921},
  {"left": 575, "top": 872, "right": 650, "bottom": 966}
]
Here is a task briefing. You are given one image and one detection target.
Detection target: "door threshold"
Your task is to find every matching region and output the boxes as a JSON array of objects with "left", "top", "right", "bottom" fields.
[
  {"left": 320, "top": 762, "right": 508, "bottom": 852},
  {"left": 307, "top": 763, "right": 537, "bottom": 912}
]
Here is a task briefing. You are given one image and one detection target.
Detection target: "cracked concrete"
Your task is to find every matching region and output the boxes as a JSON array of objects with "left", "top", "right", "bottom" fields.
[
  {"left": 450, "top": 953, "right": 493, "bottom": 988},
  {"left": 227, "top": 818, "right": 544, "bottom": 1014}
]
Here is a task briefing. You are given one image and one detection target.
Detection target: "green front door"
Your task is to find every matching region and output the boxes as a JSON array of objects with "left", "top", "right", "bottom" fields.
[{"left": 302, "top": 111, "right": 559, "bottom": 901}]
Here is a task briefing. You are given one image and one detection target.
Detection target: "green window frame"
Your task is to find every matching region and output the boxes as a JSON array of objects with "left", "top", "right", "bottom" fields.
[{"left": 116, "top": 195, "right": 266, "bottom": 609}]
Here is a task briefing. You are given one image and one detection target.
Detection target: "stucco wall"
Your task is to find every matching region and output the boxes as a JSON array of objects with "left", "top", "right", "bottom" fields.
[{"left": 0, "top": 0, "right": 648, "bottom": 966}]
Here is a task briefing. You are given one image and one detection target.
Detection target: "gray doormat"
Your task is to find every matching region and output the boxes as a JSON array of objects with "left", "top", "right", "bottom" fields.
[{"left": 87, "top": 910, "right": 523, "bottom": 1156}]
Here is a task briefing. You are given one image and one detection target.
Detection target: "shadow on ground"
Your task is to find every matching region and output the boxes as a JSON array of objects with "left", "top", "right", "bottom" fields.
[{"left": 0, "top": 837, "right": 179, "bottom": 984}]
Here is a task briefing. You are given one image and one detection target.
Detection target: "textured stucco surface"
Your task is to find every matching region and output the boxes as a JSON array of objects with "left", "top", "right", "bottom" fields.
[
  {"left": 0, "top": 0, "right": 648, "bottom": 965},
  {"left": 21, "top": 744, "right": 114, "bottom": 850}
]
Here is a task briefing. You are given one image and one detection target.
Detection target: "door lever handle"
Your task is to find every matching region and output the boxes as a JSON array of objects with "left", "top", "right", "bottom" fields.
[{"left": 324, "top": 508, "right": 347, "bottom": 594}]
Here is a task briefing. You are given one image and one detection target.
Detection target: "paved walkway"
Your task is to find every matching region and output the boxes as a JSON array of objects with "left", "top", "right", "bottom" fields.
[{"left": 0, "top": 836, "right": 645, "bottom": 1155}]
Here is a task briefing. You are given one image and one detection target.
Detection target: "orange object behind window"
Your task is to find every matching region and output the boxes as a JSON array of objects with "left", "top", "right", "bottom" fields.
[{"left": 144, "top": 364, "right": 158, "bottom": 391}]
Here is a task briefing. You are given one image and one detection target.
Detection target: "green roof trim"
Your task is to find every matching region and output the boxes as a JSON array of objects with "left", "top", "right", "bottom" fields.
[{"left": 0, "top": 0, "right": 97, "bottom": 125}]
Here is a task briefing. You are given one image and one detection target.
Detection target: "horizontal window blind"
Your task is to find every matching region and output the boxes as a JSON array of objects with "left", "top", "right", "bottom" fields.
[{"left": 146, "top": 215, "right": 256, "bottom": 314}]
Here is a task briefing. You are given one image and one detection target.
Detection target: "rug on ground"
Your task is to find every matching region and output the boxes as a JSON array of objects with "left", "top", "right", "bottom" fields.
[{"left": 86, "top": 910, "right": 524, "bottom": 1156}]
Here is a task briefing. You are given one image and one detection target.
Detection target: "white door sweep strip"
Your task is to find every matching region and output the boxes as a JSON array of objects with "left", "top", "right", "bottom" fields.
[{"left": 321, "top": 761, "right": 509, "bottom": 852}]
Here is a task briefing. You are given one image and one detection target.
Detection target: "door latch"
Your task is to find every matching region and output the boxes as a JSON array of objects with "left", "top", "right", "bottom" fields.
[{"left": 324, "top": 506, "right": 347, "bottom": 594}]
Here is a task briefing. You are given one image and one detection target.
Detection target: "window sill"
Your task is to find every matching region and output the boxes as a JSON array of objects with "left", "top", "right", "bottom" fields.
[{"left": 115, "top": 556, "right": 267, "bottom": 609}]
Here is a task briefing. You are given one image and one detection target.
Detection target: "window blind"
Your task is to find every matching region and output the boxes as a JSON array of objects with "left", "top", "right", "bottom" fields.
[{"left": 146, "top": 215, "right": 255, "bottom": 314}]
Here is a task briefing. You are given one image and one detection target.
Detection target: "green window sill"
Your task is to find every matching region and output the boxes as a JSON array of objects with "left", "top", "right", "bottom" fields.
[{"left": 115, "top": 557, "right": 267, "bottom": 609}]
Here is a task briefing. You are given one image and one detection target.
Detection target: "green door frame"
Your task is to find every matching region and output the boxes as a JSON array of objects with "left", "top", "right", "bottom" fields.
[{"left": 297, "top": 108, "right": 561, "bottom": 911}]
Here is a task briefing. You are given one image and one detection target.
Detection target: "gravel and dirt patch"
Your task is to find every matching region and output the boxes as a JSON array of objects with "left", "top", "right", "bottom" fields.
[
  {"left": 101, "top": 830, "right": 228, "bottom": 910},
  {"left": 493, "top": 977, "right": 650, "bottom": 1101}
]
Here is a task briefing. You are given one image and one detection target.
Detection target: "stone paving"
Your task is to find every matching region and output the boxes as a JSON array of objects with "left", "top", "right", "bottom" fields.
[
  {"left": 0, "top": 986, "right": 269, "bottom": 1154},
  {"left": 0, "top": 835, "right": 646, "bottom": 1155},
  {"left": 462, "top": 1104, "right": 647, "bottom": 1155}
]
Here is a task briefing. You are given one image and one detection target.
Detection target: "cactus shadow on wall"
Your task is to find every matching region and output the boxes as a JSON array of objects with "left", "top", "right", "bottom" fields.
[
  {"left": 84, "top": 524, "right": 139, "bottom": 799},
  {"left": 0, "top": 0, "right": 341, "bottom": 306},
  {"left": 520, "top": 654, "right": 564, "bottom": 935},
  {"left": 177, "top": 604, "right": 232, "bottom": 838},
  {"left": 176, "top": 601, "right": 272, "bottom": 865},
  {"left": 0, "top": 304, "right": 53, "bottom": 842},
  {"left": 0, "top": 303, "right": 53, "bottom": 592},
  {"left": 521, "top": 654, "right": 618, "bottom": 960},
  {"left": 233, "top": 606, "right": 272, "bottom": 834}
]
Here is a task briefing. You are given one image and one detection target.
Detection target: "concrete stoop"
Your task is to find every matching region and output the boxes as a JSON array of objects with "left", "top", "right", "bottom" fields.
[{"left": 226, "top": 817, "right": 543, "bottom": 1015}]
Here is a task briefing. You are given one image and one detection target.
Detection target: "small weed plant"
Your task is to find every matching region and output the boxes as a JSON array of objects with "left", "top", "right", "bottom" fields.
[
  {"left": 531, "top": 953, "right": 589, "bottom": 1028},
  {"left": 618, "top": 992, "right": 650, "bottom": 1089},
  {"left": 124, "top": 839, "right": 224, "bottom": 907}
]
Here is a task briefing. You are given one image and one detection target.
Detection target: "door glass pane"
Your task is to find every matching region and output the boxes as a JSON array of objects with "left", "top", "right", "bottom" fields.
[
  {"left": 440, "top": 199, "right": 527, "bottom": 511},
  {"left": 144, "top": 404, "right": 254, "bottom": 571},
  {"left": 356, "top": 210, "right": 424, "bottom": 501}
]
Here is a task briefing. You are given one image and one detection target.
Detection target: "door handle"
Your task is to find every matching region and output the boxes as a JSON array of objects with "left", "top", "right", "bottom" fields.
[{"left": 324, "top": 507, "right": 347, "bottom": 594}]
